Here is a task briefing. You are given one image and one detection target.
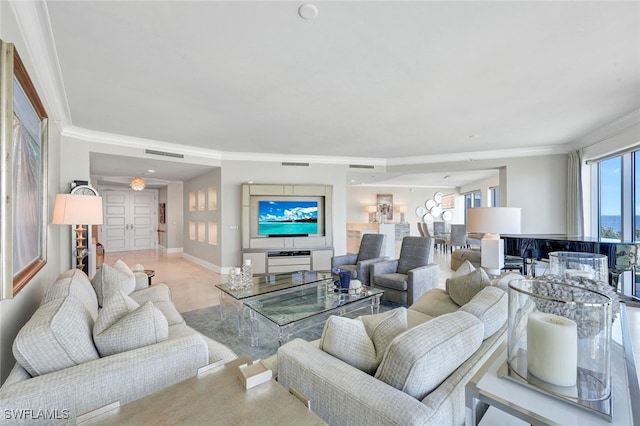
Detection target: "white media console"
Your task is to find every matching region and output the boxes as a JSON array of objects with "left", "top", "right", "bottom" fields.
[{"left": 242, "top": 248, "right": 334, "bottom": 275}]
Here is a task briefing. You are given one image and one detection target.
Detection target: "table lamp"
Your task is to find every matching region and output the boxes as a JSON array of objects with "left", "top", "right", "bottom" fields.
[
  {"left": 466, "top": 207, "right": 521, "bottom": 275},
  {"left": 52, "top": 194, "right": 104, "bottom": 269}
]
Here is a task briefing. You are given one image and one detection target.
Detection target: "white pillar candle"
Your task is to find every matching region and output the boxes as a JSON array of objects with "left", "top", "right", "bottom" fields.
[
  {"left": 527, "top": 311, "right": 578, "bottom": 387},
  {"left": 244, "top": 258, "right": 252, "bottom": 266}
]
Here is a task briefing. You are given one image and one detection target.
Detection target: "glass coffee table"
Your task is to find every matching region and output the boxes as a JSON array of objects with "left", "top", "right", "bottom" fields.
[
  {"left": 244, "top": 285, "right": 384, "bottom": 347},
  {"left": 215, "top": 271, "right": 334, "bottom": 335}
]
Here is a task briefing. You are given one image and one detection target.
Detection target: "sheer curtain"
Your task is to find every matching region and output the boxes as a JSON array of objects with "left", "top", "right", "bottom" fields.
[{"left": 567, "top": 150, "right": 584, "bottom": 235}]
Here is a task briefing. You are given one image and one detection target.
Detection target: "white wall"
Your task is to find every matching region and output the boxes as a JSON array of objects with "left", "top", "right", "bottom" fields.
[
  {"left": 183, "top": 169, "right": 221, "bottom": 269},
  {"left": 0, "top": 4, "right": 63, "bottom": 382},
  {"left": 166, "top": 182, "right": 184, "bottom": 251}
]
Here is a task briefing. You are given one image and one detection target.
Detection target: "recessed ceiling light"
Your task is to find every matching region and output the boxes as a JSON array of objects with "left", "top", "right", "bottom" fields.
[
  {"left": 469, "top": 134, "right": 480, "bottom": 139},
  {"left": 298, "top": 4, "right": 318, "bottom": 20},
  {"left": 147, "top": 169, "right": 155, "bottom": 173}
]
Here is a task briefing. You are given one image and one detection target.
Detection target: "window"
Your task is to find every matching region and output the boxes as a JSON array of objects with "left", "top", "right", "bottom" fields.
[
  {"left": 489, "top": 187, "right": 500, "bottom": 207},
  {"left": 635, "top": 152, "right": 640, "bottom": 241},
  {"left": 465, "top": 191, "right": 481, "bottom": 209},
  {"left": 465, "top": 191, "right": 482, "bottom": 222},
  {"left": 598, "top": 157, "right": 622, "bottom": 241},
  {"left": 592, "top": 148, "right": 640, "bottom": 242}
]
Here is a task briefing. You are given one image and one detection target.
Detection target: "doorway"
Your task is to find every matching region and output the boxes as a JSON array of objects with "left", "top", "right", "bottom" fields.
[{"left": 99, "top": 187, "right": 158, "bottom": 252}]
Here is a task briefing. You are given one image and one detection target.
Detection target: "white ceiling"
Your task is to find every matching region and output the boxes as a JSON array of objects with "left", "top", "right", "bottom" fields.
[{"left": 40, "top": 1, "right": 640, "bottom": 186}]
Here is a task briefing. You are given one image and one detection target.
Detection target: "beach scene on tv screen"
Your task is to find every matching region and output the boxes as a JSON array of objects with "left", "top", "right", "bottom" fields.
[{"left": 258, "top": 200, "right": 318, "bottom": 235}]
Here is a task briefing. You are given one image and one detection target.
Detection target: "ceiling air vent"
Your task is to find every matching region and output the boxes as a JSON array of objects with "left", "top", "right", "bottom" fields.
[
  {"left": 349, "top": 164, "right": 375, "bottom": 169},
  {"left": 281, "top": 162, "right": 310, "bottom": 167},
  {"left": 145, "top": 149, "right": 184, "bottom": 159}
]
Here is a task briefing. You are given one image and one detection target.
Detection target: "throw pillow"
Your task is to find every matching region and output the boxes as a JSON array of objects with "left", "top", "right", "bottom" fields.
[
  {"left": 93, "top": 290, "right": 168, "bottom": 357},
  {"left": 320, "top": 309, "right": 408, "bottom": 374},
  {"left": 375, "top": 311, "right": 484, "bottom": 400},
  {"left": 459, "top": 286, "right": 507, "bottom": 339},
  {"left": 92, "top": 262, "right": 137, "bottom": 307},
  {"left": 446, "top": 268, "right": 491, "bottom": 307},
  {"left": 359, "top": 308, "right": 408, "bottom": 364},
  {"left": 319, "top": 316, "right": 378, "bottom": 374},
  {"left": 13, "top": 297, "right": 99, "bottom": 376},
  {"left": 453, "top": 260, "right": 476, "bottom": 277}
]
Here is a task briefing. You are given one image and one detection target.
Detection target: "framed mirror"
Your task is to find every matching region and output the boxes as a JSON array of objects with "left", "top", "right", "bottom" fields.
[
  {"left": 425, "top": 199, "right": 436, "bottom": 210},
  {"left": 433, "top": 192, "right": 443, "bottom": 204}
]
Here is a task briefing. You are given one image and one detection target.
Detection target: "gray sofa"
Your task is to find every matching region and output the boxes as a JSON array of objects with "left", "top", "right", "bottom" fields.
[
  {"left": 277, "top": 269, "right": 524, "bottom": 425},
  {"left": 0, "top": 266, "right": 237, "bottom": 424}
]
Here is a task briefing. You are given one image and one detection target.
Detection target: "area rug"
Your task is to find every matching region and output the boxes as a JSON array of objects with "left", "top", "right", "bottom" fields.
[{"left": 183, "top": 301, "right": 400, "bottom": 360}]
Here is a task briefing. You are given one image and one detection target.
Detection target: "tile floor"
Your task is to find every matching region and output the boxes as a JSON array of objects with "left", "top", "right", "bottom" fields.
[{"left": 106, "top": 248, "right": 640, "bottom": 383}]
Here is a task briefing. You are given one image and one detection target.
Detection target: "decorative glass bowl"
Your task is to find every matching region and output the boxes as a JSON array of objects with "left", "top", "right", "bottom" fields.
[
  {"left": 548, "top": 251, "right": 608, "bottom": 282},
  {"left": 507, "top": 278, "right": 612, "bottom": 403}
]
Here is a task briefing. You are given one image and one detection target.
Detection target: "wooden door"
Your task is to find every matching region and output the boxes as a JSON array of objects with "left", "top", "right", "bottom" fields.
[{"left": 100, "top": 188, "right": 157, "bottom": 252}]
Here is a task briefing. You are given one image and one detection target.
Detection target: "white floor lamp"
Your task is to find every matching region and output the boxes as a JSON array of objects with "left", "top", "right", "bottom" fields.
[
  {"left": 466, "top": 207, "right": 521, "bottom": 275},
  {"left": 52, "top": 194, "right": 104, "bottom": 270}
]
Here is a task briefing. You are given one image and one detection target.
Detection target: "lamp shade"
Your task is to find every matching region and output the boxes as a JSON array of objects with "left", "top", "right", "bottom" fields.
[
  {"left": 130, "top": 177, "right": 145, "bottom": 191},
  {"left": 466, "top": 207, "right": 521, "bottom": 235},
  {"left": 52, "top": 194, "right": 104, "bottom": 225}
]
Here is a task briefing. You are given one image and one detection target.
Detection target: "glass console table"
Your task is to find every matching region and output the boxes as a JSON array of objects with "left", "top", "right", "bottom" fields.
[{"left": 465, "top": 304, "right": 640, "bottom": 425}]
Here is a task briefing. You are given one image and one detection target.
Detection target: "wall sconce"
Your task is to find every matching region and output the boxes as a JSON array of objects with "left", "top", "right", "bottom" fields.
[
  {"left": 366, "top": 205, "right": 378, "bottom": 223},
  {"left": 396, "top": 205, "right": 408, "bottom": 223},
  {"left": 130, "top": 176, "right": 145, "bottom": 191}
]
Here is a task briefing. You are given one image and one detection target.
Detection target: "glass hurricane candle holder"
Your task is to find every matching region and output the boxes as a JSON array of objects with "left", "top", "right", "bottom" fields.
[
  {"left": 548, "top": 251, "right": 608, "bottom": 282},
  {"left": 507, "top": 278, "right": 612, "bottom": 404}
]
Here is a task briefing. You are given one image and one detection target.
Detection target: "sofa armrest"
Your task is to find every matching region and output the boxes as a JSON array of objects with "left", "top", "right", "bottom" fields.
[
  {"left": 331, "top": 253, "right": 358, "bottom": 269},
  {"left": 370, "top": 259, "right": 399, "bottom": 277},
  {"left": 407, "top": 263, "right": 440, "bottom": 304},
  {"left": 278, "top": 339, "right": 435, "bottom": 425},
  {"left": 0, "top": 334, "right": 208, "bottom": 423},
  {"left": 133, "top": 271, "right": 149, "bottom": 291},
  {"left": 355, "top": 256, "right": 389, "bottom": 285}
]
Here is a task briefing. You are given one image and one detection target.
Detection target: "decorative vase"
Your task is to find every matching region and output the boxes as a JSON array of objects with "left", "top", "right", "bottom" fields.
[
  {"left": 507, "top": 278, "right": 612, "bottom": 402},
  {"left": 548, "top": 251, "right": 608, "bottom": 282},
  {"left": 339, "top": 271, "right": 351, "bottom": 290}
]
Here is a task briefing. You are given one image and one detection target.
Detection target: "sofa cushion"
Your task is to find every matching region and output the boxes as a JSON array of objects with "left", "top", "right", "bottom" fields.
[
  {"left": 42, "top": 268, "right": 99, "bottom": 320},
  {"left": 409, "top": 288, "right": 460, "bottom": 318},
  {"left": 459, "top": 286, "right": 507, "bottom": 339},
  {"left": 375, "top": 311, "right": 484, "bottom": 400},
  {"left": 92, "top": 262, "right": 137, "bottom": 307},
  {"left": 13, "top": 296, "right": 99, "bottom": 376},
  {"left": 320, "top": 308, "right": 408, "bottom": 374},
  {"left": 492, "top": 272, "right": 525, "bottom": 293},
  {"left": 93, "top": 291, "right": 168, "bottom": 357},
  {"left": 374, "top": 273, "right": 408, "bottom": 291},
  {"left": 446, "top": 268, "right": 491, "bottom": 307},
  {"left": 129, "top": 284, "right": 184, "bottom": 325}
]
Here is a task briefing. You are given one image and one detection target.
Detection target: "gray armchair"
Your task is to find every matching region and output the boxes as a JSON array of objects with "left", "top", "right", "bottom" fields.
[
  {"left": 331, "top": 233, "right": 387, "bottom": 286},
  {"left": 371, "top": 236, "right": 440, "bottom": 305}
]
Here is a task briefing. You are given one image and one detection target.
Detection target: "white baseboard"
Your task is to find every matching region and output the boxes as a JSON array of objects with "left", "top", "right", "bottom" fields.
[{"left": 182, "top": 252, "right": 223, "bottom": 273}]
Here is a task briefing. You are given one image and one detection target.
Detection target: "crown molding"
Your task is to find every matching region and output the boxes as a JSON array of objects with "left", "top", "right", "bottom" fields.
[
  {"left": 220, "top": 150, "right": 387, "bottom": 166},
  {"left": 386, "top": 144, "right": 570, "bottom": 166},
  {"left": 9, "top": 0, "right": 71, "bottom": 132},
  {"left": 62, "top": 125, "right": 224, "bottom": 160}
]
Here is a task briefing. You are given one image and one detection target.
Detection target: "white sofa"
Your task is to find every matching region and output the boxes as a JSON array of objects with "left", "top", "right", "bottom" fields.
[
  {"left": 0, "top": 266, "right": 237, "bottom": 424},
  {"left": 277, "top": 268, "right": 524, "bottom": 426}
]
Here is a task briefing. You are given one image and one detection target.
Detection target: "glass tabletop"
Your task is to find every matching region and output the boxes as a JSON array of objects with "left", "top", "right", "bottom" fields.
[
  {"left": 245, "top": 286, "right": 384, "bottom": 326},
  {"left": 215, "top": 270, "right": 333, "bottom": 300}
]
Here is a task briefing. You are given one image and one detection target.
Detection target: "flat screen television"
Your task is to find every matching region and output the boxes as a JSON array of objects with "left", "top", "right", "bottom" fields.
[{"left": 257, "top": 200, "right": 318, "bottom": 237}]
